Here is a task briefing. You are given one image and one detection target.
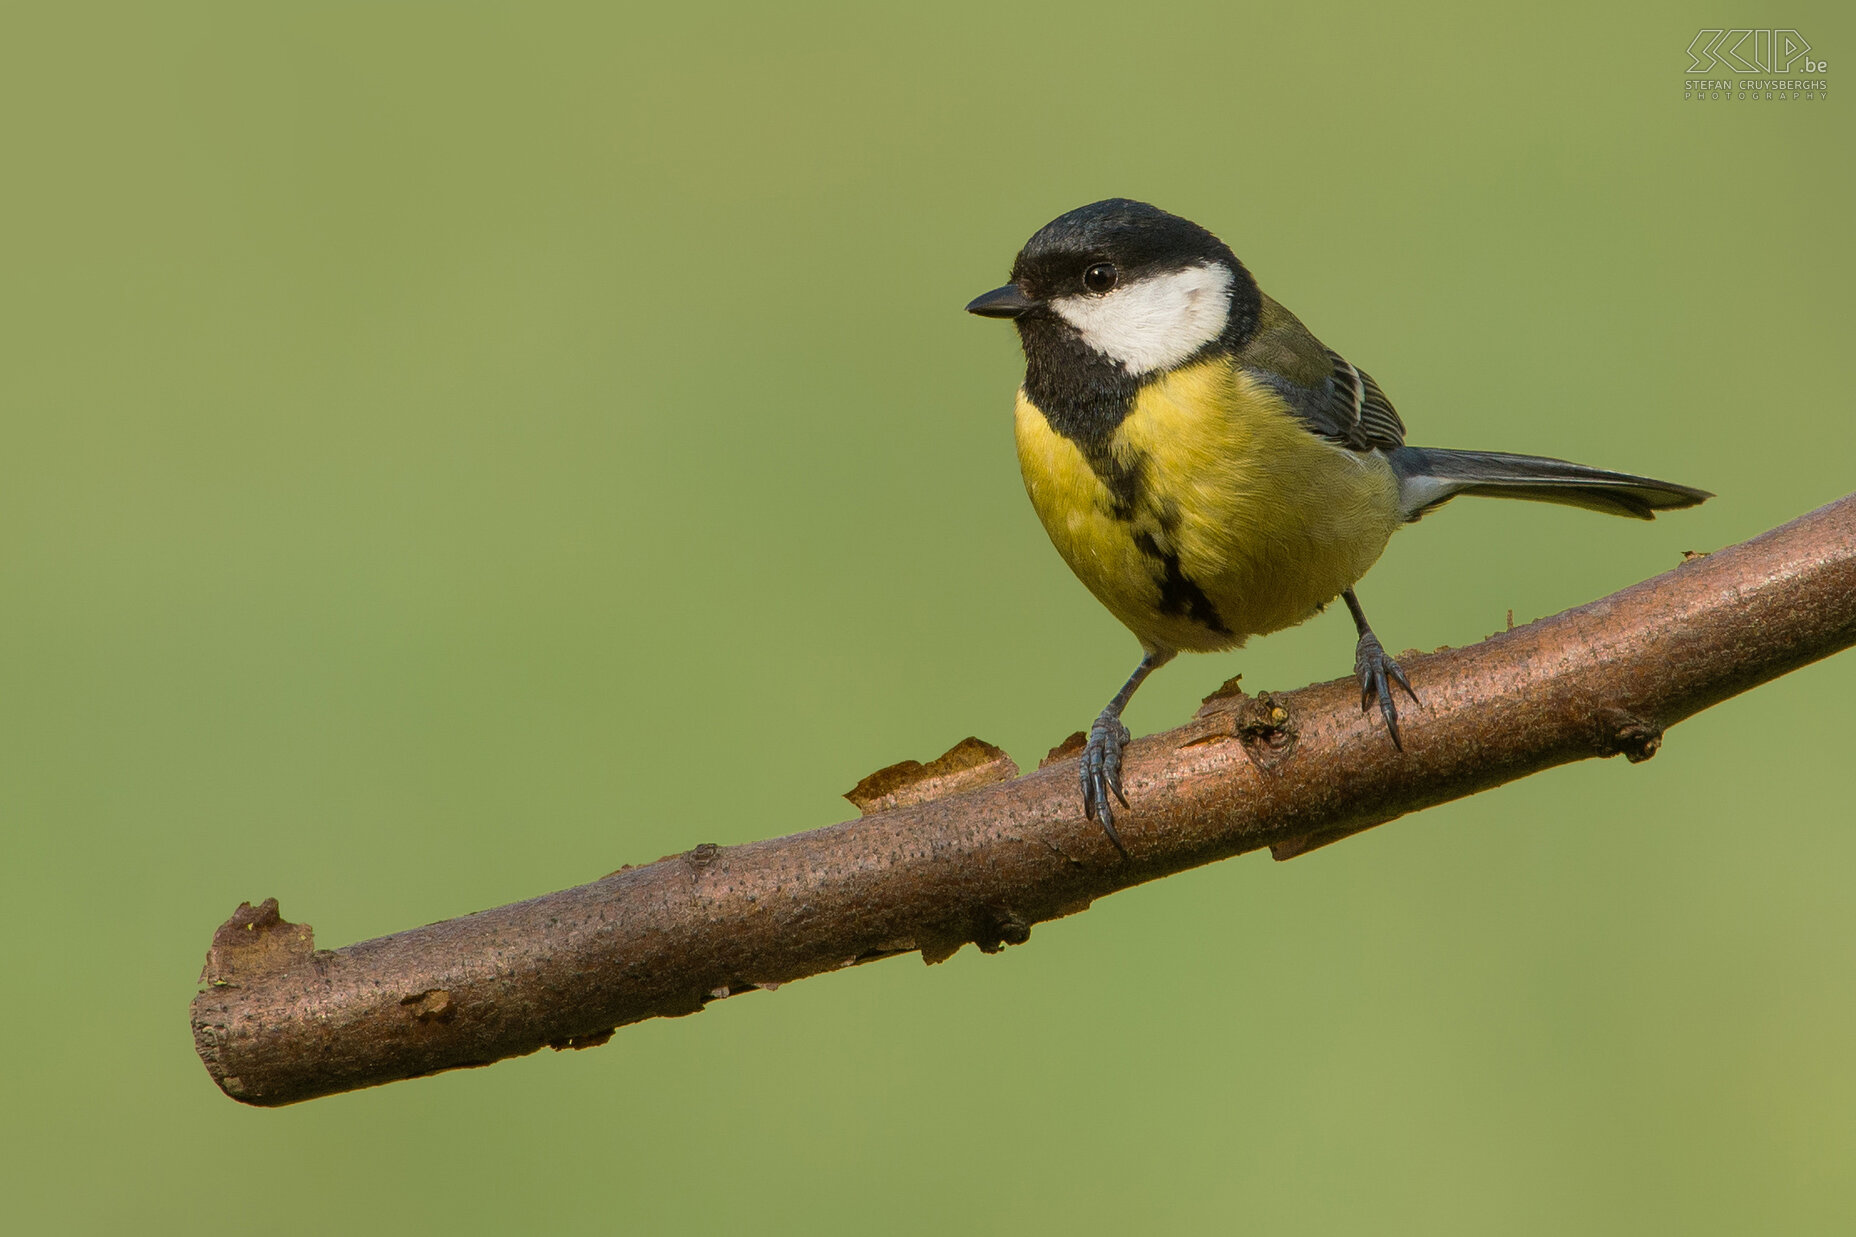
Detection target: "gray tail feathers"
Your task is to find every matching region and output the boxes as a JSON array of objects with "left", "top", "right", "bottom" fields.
[{"left": 1390, "top": 447, "right": 1712, "bottom": 522}]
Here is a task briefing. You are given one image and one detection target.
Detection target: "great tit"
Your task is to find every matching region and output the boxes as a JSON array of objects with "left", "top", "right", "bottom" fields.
[{"left": 967, "top": 198, "right": 1710, "bottom": 853}]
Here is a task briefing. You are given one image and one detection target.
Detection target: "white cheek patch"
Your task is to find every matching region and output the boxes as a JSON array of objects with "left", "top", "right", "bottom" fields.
[{"left": 1049, "top": 262, "right": 1235, "bottom": 375}]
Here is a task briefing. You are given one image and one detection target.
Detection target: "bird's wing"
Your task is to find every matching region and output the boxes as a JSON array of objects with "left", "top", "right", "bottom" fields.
[{"left": 1236, "top": 294, "right": 1406, "bottom": 452}]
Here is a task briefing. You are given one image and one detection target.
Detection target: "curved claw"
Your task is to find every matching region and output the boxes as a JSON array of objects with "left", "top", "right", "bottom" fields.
[
  {"left": 1080, "top": 715, "right": 1132, "bottom": 857},
  {"left": 1355, "top": 632, "right": 1420, "bottom": 750}
]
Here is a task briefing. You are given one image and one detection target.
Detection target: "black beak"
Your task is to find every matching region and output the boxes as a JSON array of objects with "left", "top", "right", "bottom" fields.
[{"left": 965, "top": 284, "right": 1040, "bottom": 320}]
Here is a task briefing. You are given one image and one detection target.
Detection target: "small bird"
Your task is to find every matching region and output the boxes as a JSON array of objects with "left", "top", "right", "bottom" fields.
[{"left": 967, "top": 199, "right": 1710, "bottom": 852}]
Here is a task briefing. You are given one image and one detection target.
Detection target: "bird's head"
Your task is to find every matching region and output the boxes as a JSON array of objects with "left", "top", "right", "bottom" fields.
[{"left": 966, "top": 199, "right": 1260, "bottom": 377}]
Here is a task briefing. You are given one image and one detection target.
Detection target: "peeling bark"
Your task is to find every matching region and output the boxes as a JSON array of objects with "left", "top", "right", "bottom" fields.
[{"left": 191, "top": 494, "right": 1856, "bottom": 1106}]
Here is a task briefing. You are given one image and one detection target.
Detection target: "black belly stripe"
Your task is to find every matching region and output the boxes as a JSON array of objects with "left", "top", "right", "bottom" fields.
[
  {"left": 1091, "top": 448, "right": 1144, "bottom": 520},
  {"left": 1133, "top": 531, "right": 1230, "bottom": 635},
  {"left": 1018, "top": 326, "right": 1232, "bottom": 636}
]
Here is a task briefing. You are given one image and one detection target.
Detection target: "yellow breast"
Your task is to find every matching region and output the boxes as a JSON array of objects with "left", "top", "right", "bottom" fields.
[{"left": 1014, "top": 358, "right": 1402, "bottom": 653}]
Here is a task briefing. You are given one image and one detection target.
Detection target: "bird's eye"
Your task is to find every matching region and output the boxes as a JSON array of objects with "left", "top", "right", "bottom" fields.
[{"left": 1083, "top": 263, "right": 1117, "bottom": 293}]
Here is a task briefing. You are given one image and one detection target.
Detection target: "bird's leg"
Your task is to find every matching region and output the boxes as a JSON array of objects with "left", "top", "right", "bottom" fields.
[
  {"left": 1342, "top": 588, "right": 1419, "bottom": 748},
  {"left": 1081, "top": 647, "right": 1175, "bottom": 855}
]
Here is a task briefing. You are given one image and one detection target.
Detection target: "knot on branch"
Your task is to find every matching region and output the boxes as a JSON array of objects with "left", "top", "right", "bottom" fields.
[
  {"left": 1594, "top": 706, "right": 1665, "bottom": 763},
  {"left": 1234, "top": 692, "right": 1298, "bottom": 769},
  {"left": 976, "top": 905, "right": 1032, "bottom": 954},
  {"left": 1188, "top": 678, "right": 1298, "bottom": 769}
]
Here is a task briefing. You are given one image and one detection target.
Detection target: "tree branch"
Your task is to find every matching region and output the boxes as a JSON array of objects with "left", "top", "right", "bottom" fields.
[{"left": 192, "top": 494, "right": 1856, "bottom": 1106}]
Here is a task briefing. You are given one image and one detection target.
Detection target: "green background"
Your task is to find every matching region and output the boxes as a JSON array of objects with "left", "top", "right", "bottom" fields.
[{"left": 3, "top": 2, "right": 1850, "bottom": 1232}]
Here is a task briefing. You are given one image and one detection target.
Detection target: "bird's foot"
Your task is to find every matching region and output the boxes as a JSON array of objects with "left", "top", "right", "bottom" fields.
[
  {"left": 1354, "top": 631, "right": 1419, "bottom": 748},
  {"left": 1080, "top": 712, "right": 1133, "bottom": 856}
]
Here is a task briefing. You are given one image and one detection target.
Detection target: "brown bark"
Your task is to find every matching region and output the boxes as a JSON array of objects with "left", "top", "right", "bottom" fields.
[{"left": 192, "top": 494, "right": 1856, "bottom": 1106}]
